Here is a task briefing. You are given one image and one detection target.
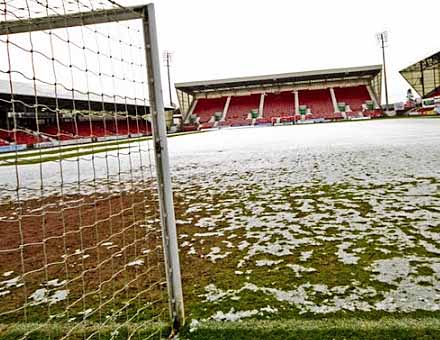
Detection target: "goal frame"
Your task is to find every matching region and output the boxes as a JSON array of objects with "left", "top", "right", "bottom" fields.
[{"left": 0, "top": 2, "right": 185, "bottom": 330}]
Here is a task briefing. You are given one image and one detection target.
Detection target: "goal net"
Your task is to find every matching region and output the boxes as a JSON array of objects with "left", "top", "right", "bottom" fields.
[{"left": 0, "top": 1, "right": 182, "bottom": 338}]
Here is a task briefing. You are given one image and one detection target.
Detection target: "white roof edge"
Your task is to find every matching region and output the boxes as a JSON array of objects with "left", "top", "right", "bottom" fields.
[
  {"left": 399, "top": 49, "right": 440, "bottom": 73},
  {"left": 175, "top": 65, "right": 383, "bottom": 89}
]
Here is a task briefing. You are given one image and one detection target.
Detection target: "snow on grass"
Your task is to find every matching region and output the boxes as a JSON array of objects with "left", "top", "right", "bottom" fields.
[
  {"left": 29, "top": 287, "right": 69, "bottom": 306},
  {"left": 206, "top": 247, "right": 231, "bottom": 263},
  {"left": 47, "top": 279, "right": 66, "bottom": 288},
  {"left": 237, "top": 241, "right": 250, "bottom": 251},
  {"left": 181, "top": 241, "right": 191, "bottom": 248},
  {"left": 202, "top": 284, "right": 231, "bottom": 303},
  {"left": 300, "top": 250, "right": 313, "bottom": 262},
  {"left": 255, "top": 259, "right": 283, "bottom": 267},
  {"left": 211, "top": 308, "right": 259, "bottom": 322},
  {"left": 286, "top": 264, "right": 316, "bottom": 277},
  {"left": 0, "top": 276, "right": 23, "bottom": 289},
  {"left": 189, "top": 319, "right": 200, "bottom": 333},
  {"left": 2, "top": 271, "right": 14, "bottom": 277},
  {"left": 3, "top": 119, "right": 440, "bottom": 321},
  {"left": 78, "top": 308, "right": 93, "bottom": 317},
  {"left": 127, "top": 259, "right": 144, "bottom": 267},
  {"left": 335, "top": 242, "right": 360, "bottom": 265},
  {"left": 369, "top": 257, "right": 412, "bottom": 285},
  {"left": 420, "top": 240, "right": 440, "bottom": 255}
]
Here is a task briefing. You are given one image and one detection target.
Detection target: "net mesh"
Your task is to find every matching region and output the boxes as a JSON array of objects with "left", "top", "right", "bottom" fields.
[{"left": 0, "top": 1, "right": 168, "bottom": 338}]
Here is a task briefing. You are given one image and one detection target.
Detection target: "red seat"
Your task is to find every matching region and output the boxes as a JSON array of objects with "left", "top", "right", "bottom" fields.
[
  {"left": 193, "top": 97, "right": 227, "bottom": 124},
  {"left": 334, "top": 86, "right": 371, "bottom": 112},
  {"left": 263, "top": 92, "right": 295, "bottom": 120},
  {"left": 226, "top": 94, "right": 259, "bottom": 125}
]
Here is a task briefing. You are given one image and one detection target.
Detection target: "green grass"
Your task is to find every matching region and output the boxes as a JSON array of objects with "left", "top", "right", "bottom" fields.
[
  {"left": 181, "top": 318, "right": 440, "bottom": 340},
  {"left": 3, "top": 317, "right": 440, "bottom": 339}
]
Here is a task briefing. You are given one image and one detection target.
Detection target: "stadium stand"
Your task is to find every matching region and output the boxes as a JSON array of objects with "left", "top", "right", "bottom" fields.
[
  {"left": 177, "top": 65, "right": 383, "bottom": 130},
  {"left": 0, "top": 80, "right": 164, "bottom": 150},
  {"left": 400, "top": 51, "right": 440, "bottom": 100}
]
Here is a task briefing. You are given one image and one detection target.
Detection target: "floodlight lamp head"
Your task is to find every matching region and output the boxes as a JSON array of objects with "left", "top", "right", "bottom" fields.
[
  {"left": 376, "top": 31, "right": 388, "bottom": 44},
  {"left": 163, "top": 50, "right": 173, "bottom": 63}
]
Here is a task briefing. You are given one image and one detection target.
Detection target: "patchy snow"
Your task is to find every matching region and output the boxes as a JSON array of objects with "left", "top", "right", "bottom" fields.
[
  {"left": 336, "top": 242, "right": 360, "bottom": 265},
  {"left": 211, "top": 308, "right": 259, "bottom": 322},
  {"left": 202, "top": 284, "right": 231, "bottom": 302},
  {"left": 260, "top": 305, "right": 278, "bottom": 314},
  {"left": 181, "top": 241, "right": 191, "bottom": 248},
  {"left": 29, "top": 288, "right": 69, "bottom": 305},
  {"left": 127, "top": 259, "right": 144, "bottom": 267},
  {"left": 286, "top": 264, "right": 317, "bottom": 277},
  {"left": 29, "top": 288, "right": 47, "bottom": 304},
  {"left": 238, "top": 241, "right": 250, "bottom": 251},
  {"left": 2, "top": 271, "right": 14, "bottom": 277},
  {"left": 3, "top": 119, "right": 440, "bottom": 318},
  {"left": 0, "top": 276, "right": 23, "bottom": 289},
  {"left": 420, "top": 240, "right": 440, "bottom": 255},
  {"left": 206, "top": 247, "right": 230, "bottom": 263},
  {"left": 47, "top": 279, "right": 66, "bottom": 288},
  {"left": 79, "top": 308, "right": 93, "bottom": 317},
  {"left": 189, "top": 319, "right": 200, "bottom": 333},
  {"left": 369, "top": 257, "right": 412, "bottom": 285},
  {"left": 50, "top": 290, "right": 69, "bottom": 305},
  {"left": 300, "top": 251, "right": 313, "bottom": 262},
  {"left": 255, "top": 259, "right": 283, "bottom": 267}
]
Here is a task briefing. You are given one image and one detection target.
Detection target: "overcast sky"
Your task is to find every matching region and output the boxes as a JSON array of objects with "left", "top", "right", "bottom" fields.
[
  {"left": 125, "top": 0, "right": 440, "bottom": 104},
  {"left": 1, "top": 0, "right": 439, "bottom": 107}
]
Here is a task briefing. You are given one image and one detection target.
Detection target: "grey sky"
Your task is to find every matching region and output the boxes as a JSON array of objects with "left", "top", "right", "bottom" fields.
[
  {"left": 131, "top": 0, "right": 440, "bottom": 104},
  {"left": 1, "top": 0, "right": 439, "bottom": 107}
]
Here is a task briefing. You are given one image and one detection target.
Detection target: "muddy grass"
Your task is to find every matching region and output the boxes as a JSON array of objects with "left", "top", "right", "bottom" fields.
[{"left": 0, "top": 188, "right": 167, "bottom": 328}]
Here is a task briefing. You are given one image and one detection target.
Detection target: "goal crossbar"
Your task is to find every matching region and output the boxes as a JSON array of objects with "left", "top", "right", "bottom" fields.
[{"left": 0, "top": 5, "right": 145, "bottom": 35}]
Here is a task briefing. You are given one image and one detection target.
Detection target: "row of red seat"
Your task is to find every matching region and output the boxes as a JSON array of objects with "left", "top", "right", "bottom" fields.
[
  {"left": 189, "top": 86, "right": 374, "bottom": 129},
  {"left": 40, "top": 120, "right": 152, "bottom": 139},
  {"left": 193, "top": 97, "right": 226, "bottom": 124},
  {"left": 0, "top": 130, "right": 46, "bottom": 146},
  {"left": 0, "top": 119, "right": 152, "bottom": 147},
  {"left": 334, "top": 86, "right": 371, "bottom": 112},
  {"left": 300, "top": 89, "right": 334, "bottom": 115}
]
